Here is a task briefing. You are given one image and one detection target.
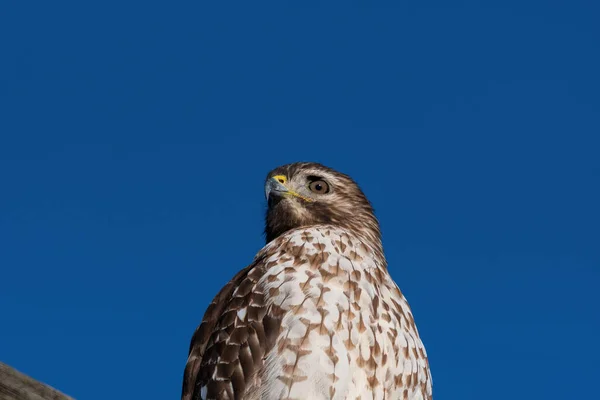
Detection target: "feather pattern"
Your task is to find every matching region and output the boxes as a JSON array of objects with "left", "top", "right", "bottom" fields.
[{"left": 182, "top": 226, "right": 432, "bottom": 400}]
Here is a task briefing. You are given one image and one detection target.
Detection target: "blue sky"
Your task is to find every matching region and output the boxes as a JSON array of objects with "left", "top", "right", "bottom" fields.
[{"left": 1, "top": 1, "right": 599, "bottom": 399}]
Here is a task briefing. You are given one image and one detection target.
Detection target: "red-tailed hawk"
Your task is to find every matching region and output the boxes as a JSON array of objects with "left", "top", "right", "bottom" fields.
[{"left": 182, "top": 162, "right": 432, "bottom": 400}]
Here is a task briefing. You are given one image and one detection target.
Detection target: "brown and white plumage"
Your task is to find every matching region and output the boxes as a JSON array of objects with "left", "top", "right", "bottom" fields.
[{"left": 182, "top": 162, "right": 432, "bottom": 400}]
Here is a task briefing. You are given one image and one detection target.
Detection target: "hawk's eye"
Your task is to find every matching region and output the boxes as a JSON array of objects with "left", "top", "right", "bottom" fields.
[{"left": 309, "top": 180, "right": 329, "bottom": 194}]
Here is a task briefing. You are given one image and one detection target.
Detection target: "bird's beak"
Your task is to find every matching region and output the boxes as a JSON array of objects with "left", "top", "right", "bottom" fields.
[
  {"left": 265, "top": 175, "right": 314, "bottom": 203},
  {"left": 265, "top": 177, "right": 290, "bottom": 201}
]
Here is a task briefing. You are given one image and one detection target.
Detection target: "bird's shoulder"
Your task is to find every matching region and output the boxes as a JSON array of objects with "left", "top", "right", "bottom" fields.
[
  {"left": 181, "top": 225, "right": 378, "bottom": 399},
  {"left": 181, "top": 225, "right": 432, "bottom": 400}
]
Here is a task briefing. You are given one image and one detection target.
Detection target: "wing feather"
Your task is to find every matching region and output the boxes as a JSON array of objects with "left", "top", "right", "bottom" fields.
[{"left": 181, "top": 253, "right": 283, "bottom": 400}]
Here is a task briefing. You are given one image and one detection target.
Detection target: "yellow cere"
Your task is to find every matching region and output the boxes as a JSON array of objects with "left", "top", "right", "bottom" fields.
[{"left": 273, "top": 175, "right": 287, "bottom": 184}]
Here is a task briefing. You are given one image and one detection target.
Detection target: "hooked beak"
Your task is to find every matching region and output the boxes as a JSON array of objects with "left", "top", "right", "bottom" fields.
[{"left": 265, "top": 177, "right": 289, "bottom": 201}]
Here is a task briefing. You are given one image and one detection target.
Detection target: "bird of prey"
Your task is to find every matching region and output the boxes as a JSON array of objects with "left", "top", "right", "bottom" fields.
[{"left": 182, "top": 162, "right": 432, "bottom": 400}]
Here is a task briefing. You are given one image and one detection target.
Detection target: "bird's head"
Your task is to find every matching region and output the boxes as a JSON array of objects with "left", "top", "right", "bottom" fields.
[{"left": 264, "top": 162, "right": 381, "bottom": 249}]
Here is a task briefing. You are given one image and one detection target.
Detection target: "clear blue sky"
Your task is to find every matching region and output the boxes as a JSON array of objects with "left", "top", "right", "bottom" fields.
[{"left": 1, "top": 1, "right": 598, "bottom": 399}]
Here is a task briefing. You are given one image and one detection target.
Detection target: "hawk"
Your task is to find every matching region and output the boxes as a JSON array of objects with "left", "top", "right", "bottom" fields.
[{"left": 182, "top": 162, "right": 432, "bottom": 400}]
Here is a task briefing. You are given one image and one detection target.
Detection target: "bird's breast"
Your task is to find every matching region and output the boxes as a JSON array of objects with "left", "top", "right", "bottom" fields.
[{"left": 252, "top": 226, "right": 429, "bottom": 399}]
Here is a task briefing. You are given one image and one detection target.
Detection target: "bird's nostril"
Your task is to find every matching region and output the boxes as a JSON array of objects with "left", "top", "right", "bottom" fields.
[{"left": 278, "top": 179, "right": 284, "bottom": 183}]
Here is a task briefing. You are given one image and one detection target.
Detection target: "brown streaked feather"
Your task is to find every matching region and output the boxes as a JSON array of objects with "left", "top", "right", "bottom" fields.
[
  {"left": 182, "top": 264, "right": 252, "bottom": 400},
  {"left": 182, "top": 252, "right": 283, "bottom": 400}
]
